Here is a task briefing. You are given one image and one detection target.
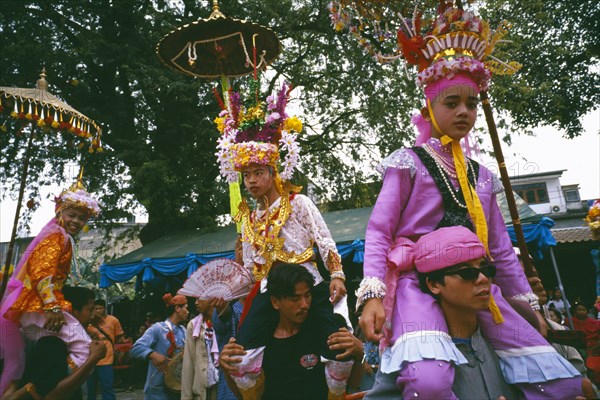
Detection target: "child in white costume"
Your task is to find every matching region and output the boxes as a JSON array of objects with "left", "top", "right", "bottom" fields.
[{"left": 214, "top": 83, "right": 353, "bottom": 399}]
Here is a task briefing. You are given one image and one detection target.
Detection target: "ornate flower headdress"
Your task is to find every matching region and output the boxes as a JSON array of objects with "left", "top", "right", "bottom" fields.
[
  {"left": 214, "top": 82, "right": 303, "bottom": 183},
  {"left": 54, "top": 178, "right": 102, "bottom": 217},
  {"left": 330, "top": 1, "right": 521, "bottom": 90},
  {"left": 585, "top": 200, "right": 600, "bottom": 241}
]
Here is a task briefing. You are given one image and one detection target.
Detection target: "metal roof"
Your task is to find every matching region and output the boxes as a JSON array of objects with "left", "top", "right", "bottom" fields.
[{"left": 550, "top": 227, "right": 594, "bottom": 244}]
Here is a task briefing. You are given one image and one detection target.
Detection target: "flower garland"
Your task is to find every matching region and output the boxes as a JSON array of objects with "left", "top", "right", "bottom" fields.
[
  {"left": 585, "top": 201, "right": 600, "bottom": 240},
  {"left": 417, "top": 56, "right": 492, "bottom": 90},
  {"left": 55, "top": 188, "right": 102, "bottom": 216},
  {"left": 214, "top": 82, "right": 303, "bottom": 183}
]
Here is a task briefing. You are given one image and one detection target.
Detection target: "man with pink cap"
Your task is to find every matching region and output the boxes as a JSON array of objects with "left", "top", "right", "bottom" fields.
[{"left": 365, "top": 227, "right": 594, "bottom": 399}]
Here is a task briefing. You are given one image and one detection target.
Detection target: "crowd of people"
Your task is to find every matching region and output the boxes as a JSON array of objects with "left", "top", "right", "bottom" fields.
[{"left": 1, "top": 3, "right": 600, "bottom": 400}]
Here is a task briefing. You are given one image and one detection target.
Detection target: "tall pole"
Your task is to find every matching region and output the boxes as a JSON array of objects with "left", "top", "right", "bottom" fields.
[
  {"left": 479, "top": 92, "right": 537, "bottom": 277},
  {"left": 454, "top": 0, "right": 537, "bottom": 278},
  {"left": 1, "top": 128, "right": 35, "bottom": 300},
  {"left": 549, "top": 247, "right": 574, "bottom": 330}
]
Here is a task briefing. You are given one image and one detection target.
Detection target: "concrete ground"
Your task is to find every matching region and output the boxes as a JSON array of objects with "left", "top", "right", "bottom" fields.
[
  {"left": 84, "top": 386, "right": 145, "bottom": 400},
  {"left": 112, "top": 387, "right": 145, "bottom": 399}
]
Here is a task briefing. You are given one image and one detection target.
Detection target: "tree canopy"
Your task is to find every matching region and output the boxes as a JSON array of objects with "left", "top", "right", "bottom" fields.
[{"left": 1, "top": 0, "right": 597, "bottom": 244}]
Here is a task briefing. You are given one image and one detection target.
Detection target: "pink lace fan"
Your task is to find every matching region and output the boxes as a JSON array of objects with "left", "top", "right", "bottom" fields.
[{"left": 178, "top": 258, "right": 254, "bottom": 301}]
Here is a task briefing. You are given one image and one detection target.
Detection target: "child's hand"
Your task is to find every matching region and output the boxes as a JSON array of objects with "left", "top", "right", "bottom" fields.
[
  {"left": 360, "top": 299, "right": 385, "bottom": 342},
  {"left": 329, "top": 279, "right": 346, "bottom": 304}
]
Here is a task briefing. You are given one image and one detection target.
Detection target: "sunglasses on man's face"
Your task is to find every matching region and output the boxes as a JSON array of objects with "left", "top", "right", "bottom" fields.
[{"left": 443, "top": 264, "right": 497, "bottom": 281}]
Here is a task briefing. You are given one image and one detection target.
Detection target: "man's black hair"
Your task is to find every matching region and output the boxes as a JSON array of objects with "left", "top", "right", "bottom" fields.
[
  {"left": 267, "top": 263, "right": 314, "bottom": 299},
  {"left": 63, "top": 286, "right": 95, "bottom": 311},
  {"left": 95, "top": 299, "right": 106, "bottom": 307},
  {"left": 417, "top": 270, "right": 446, "bottom": 298}
]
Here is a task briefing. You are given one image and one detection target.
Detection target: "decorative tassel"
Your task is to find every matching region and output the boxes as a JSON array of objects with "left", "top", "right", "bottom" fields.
[
  {"left": 428, "top": 100, "right": 489, "bottom": 254},
  {"left": 488, "top": 293, "right": 504, "bottom": 324},
  {"left": 229, "top": 180, "right": 242, "bottom": 233},
  {"left": 427, "top": 99, "right": 503, "bottom": 324}
]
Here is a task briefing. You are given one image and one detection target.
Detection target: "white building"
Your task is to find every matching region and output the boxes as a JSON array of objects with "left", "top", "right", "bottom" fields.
[{"left": 510, "top": 169, "right": 585, "bottom": 216}]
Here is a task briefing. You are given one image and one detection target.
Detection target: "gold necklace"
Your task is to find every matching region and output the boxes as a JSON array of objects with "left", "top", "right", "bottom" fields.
[{"left": 235, "top": 182, "right": 313, "bottom": 281}]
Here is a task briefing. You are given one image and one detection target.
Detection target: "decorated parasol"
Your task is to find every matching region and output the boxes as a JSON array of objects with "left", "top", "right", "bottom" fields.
[
  {"left": 330, "top": 0, "right": 539, "bottom": 277},
  {"left": 156, "top": 1, "right": 280, "bottom": 79},
  {"left": 0, "top": 68, "right": 102, "bottom": 300},
  {"left": 156, "top": 0, "right": 282, "bottom": 225}
]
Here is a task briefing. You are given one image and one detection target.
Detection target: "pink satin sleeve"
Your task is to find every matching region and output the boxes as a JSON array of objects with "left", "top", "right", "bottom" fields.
[{"left": 363, "top": 167, "right": 414, "bottom": 281}]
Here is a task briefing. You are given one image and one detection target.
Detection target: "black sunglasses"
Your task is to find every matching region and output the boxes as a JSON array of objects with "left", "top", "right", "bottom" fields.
[{"left": 443, "top": 264, "right": 497, "bottom": 281}]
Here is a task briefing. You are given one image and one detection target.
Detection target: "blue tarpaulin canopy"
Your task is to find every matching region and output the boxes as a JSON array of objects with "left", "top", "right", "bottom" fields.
[
  {"left": 506, "top": 217, "right": 557, "bottom": 260},
  {"left": 99, "top": 192, "right": 554, "bottom": 287},
  {"left": 99, "top": 207, "right": 372, "bottom": 288}
]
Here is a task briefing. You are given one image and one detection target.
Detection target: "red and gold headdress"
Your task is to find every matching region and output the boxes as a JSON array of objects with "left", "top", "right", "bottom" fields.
[
  {"left": 330, "top": 1, "right": 521, "bottom": 90},
  {"left": 214, "top": 82, "right": 303, "bottom": 183}
]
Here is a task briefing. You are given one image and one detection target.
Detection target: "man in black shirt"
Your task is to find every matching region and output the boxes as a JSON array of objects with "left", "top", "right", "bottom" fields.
[{"left": 220, "top": 263, "right": 364, "bottom": 399}]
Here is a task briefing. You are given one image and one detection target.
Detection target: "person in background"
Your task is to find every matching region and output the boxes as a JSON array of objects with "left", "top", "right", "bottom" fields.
[
  {"left": 358, "top": 340, "right": 379, "bottom": 393},
  {"left": 548, "top": 308, "right": 564, "bottom": 325},
  {"left": 139, "top": 312, "right": 157, "bottom": 337},
  {"left": 569, "top": 304, "right": 600, "bottom": 357},
  {"left": 130, "top": 294, "right": 188, "bottom": 400},
  {"left": 212, "top": 297, "right": 244, "bottom": 400},
  {"left": 86, "top": 299, "right": 125, "bottom": 400},
  {"left": 181, "top": 297, "right": 220, "bottom": 400},
  {"left": 548, "top": 288, "right": 570, "bottom": 316}
]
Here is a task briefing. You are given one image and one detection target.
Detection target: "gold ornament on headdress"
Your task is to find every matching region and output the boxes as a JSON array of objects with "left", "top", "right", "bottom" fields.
[{"left": 55, "top": 167, "right": 102, "bottom": 217}]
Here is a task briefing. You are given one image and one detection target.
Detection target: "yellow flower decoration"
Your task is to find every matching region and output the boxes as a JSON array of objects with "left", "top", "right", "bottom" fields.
[
  {"left": 214, "top": 117, "right": 226, "bottom": 133},
  {"left": 283, "top": 116, "right": 303, "bottom": 133}
]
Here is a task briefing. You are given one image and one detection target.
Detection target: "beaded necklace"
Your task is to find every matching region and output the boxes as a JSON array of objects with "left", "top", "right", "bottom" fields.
[
  {"left": 412, "top": 147, "right": 478, "bottom": 231},
  {"left": 422, "top": 143, "right": 477, "bottom": 209},
  {"left": 423, "top": 143, "right": 458, "bottom": 178},
  {"left": 423, "top": 142, "right": 454, "bottom": 167}
]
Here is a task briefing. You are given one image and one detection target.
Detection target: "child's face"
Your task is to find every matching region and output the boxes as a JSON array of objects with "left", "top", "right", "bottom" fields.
[
  {"left": 242, "top": 164, "right": 274, "bottom": 199},
  {"left": 60, "top": 207, "right": 90, "bottom": 236},
  {"left": 428, "top": 84, "right": 478, "bottom": 141}
]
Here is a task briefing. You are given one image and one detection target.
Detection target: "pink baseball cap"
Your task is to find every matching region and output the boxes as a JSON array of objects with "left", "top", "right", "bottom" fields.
[{"left": 415, "top": 226, "right": 486, "bottom": 273}]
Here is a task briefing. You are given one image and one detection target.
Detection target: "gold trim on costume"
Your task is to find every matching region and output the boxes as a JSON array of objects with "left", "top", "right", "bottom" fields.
[
  {"left": 37, "top": 276, "right": 57, "bottom": 305},
  {"left": 237, "top": 182, "right": 315, "bottom": 281}
]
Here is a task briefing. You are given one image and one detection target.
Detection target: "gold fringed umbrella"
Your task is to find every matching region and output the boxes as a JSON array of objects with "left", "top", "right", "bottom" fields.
[
  {"left": 0, "top": 69, "right": 102, "bottom": 300},
  {"left": 0, "top": 69, "right": 102, "bottom": 149}
]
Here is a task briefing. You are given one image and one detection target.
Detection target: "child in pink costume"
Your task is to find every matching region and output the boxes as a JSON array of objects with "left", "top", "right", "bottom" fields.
[
  {"left": 357, "top": 5, "right": 585, "bottom": 400},
  {"left": 0, "top": 181, "right": 101, "bottom": 396}
]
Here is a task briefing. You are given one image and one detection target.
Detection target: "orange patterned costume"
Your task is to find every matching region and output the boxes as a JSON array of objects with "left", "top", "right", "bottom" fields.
[{"left": 6, "top": 233, "right": 73, "bottom": 322}]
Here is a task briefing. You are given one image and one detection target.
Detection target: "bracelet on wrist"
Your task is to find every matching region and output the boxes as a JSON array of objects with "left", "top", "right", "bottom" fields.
[
  {"left": 330, "top": 271, "right": 346, "bottom": 282},
  {"left": 361, "top": 291, "right": 383, "bottom": 302},
  {"left": 44, "top": 305, "right": 62, "bottom": 313}
]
